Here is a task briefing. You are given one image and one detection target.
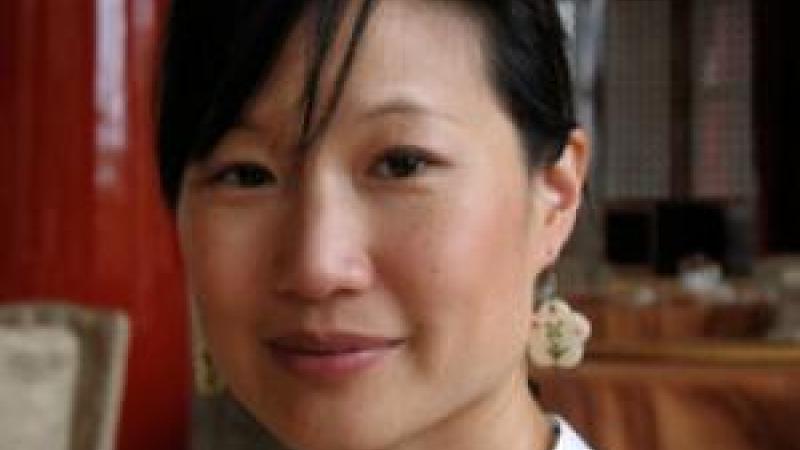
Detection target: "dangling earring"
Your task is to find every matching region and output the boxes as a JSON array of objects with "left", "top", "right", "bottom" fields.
[
  {"left": 528, "top": 271, "right": 591, "bottom": 368},
  {"left": 191, "top": 299, "right": 225, "bottom": 395}
]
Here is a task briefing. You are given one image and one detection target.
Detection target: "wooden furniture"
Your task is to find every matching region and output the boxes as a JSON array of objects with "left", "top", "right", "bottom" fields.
[
  {"left": 0, "top": 303, "right": 129, "bottom": 450},
  {"left": 532, "top": 342, "right": 800, "bottom": 450},
  {"left": 581, "top": 302, "right": 774, "bottom": 342}
]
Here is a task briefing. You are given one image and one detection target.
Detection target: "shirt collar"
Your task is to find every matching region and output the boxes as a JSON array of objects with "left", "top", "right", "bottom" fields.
[{"left": 550, "top": 416, "right": 593, "bottom": 450}]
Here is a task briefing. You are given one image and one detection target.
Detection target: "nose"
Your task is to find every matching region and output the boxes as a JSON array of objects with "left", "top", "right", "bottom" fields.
[{"left": 273, "top": 174, "right": 374, "bottom": 302}]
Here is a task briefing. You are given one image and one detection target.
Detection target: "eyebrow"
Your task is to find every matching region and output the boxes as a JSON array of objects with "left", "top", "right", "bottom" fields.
[
  {"left": 231, "top": 96, "right": 461, "bottom": 145},
  {"left": 360, "top": 98, "right": 461, "bottom": 124}
]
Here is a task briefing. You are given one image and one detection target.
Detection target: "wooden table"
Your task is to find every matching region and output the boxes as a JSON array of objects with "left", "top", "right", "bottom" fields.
[
  {"left": 531, "top": 342, "right": 800, "bottom": 450},
  {"left": 579, "top": 302, "right": 775, "bottom": 342}
]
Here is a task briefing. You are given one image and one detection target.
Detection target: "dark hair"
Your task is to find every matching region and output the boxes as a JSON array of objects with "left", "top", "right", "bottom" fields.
[{"left": 157, "top": 0, "right": 576, "bottom": 209}]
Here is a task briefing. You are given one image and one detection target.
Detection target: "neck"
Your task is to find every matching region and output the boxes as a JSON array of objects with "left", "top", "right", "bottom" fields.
[{"left": 386, "top": 369, "right": 553, "bottom": 450}]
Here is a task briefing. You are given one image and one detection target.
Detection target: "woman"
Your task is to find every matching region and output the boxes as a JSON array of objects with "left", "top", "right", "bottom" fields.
[{"left": 159, "top": 0, "right": 593, "bottom": 449}]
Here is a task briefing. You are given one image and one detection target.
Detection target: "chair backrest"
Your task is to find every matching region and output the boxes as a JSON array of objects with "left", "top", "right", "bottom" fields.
[{"left": 0, "top": 302, "right": 129, "bottom": 450}]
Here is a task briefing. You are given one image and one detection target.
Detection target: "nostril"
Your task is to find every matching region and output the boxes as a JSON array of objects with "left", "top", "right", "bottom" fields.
[{"left": 273, "top": 246, "right": 374, "bottom": 302}]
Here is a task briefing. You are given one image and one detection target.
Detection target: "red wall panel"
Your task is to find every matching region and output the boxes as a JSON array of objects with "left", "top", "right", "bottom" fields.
[{"left": 0, "top": 1, "right": 190, "bottom": 449}]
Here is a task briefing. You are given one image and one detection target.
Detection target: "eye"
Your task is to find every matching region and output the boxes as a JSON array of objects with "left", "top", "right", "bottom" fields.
[
  {"left": 208, "top": 162, "right": 275, "bottom": 188},
  {"left": 371, "top": 146, "right": 431, "bottom": 179}
]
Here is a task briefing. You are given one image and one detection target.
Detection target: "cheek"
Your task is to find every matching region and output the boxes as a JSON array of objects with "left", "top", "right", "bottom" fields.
[
  {"left": 374, "top": 179, "right": 536, "bottom": 370},
  {"left": 186, "top": 215, "right": 262, "bottom": 303},
  {"left": 179, "top": 206, "right": 277, "bottom": 359}
]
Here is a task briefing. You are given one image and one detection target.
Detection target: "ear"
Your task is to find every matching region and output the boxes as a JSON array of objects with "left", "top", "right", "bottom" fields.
[{"left": 532, "top": 128, "right": 590, "bottom": 267}]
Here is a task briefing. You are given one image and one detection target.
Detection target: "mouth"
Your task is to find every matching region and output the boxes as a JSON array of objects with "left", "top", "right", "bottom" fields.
[{"left": 265, "top": 332, "right": 405, "bottom": 382}]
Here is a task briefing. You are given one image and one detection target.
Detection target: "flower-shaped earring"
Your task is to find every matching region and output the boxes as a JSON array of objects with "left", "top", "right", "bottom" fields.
[{"left": 528, "top": 298, "right": 591, "bottom": 368}]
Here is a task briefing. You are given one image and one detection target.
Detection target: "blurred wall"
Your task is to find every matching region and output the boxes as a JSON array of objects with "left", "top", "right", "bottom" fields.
[{"left": 0, "top": 0, "right": 190, "bottom": 449}]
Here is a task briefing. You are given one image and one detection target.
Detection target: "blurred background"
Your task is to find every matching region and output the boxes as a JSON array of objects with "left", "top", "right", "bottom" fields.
[{"left": 1, "top": 0, "right": 798, "bottom": 449}]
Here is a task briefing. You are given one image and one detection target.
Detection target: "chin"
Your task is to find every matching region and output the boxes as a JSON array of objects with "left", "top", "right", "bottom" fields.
[
  {"left": 240, "top": 384, "right": 411, "bottom": 450},
  {"left": 265, "top": 414, "right": 404, "bottom": 450}
]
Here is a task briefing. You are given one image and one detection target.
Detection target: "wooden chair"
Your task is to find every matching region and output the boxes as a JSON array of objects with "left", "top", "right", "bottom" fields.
[{"left": 0, "top": 302, "right": 129, "bottom": 450}]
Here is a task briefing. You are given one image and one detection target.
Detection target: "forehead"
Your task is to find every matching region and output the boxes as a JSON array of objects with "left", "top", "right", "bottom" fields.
[{"left": 243, "top": 0, "right": 503, "bottom": 130}]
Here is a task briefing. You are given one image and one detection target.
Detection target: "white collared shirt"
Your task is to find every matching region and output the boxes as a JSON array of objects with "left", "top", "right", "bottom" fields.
[{"left": 551, "top": 416, "right": 593, "bottom": 450}]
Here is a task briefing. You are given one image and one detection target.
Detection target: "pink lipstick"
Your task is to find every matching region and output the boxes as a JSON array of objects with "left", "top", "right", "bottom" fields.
[{"left": 266, "top": 332, "right": 403, "bottom": 382}]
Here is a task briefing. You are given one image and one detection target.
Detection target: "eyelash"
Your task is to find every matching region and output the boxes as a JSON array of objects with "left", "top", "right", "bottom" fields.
[
  {"left": 370, "top": 145, "right": 438, "bottom": 179},
  {"left": 207, "top": 162, "right": 275, "bottom": 188},
  {"left": 204, "top": 145, "right": 441, "bottom": 189}
]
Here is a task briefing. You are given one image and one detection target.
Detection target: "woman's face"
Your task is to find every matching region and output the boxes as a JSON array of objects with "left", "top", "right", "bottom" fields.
[{"left": 178, "top": 1, "right": 585, "bottom": 449}]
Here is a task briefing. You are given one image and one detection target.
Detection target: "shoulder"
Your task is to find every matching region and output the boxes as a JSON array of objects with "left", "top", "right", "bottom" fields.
[{"left": 192, "top": 391, "right": 288, "bottom": 450}]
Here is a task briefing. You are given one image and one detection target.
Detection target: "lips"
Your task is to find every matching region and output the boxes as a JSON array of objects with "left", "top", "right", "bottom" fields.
[{"left": 265, "top": 332, "right": 404, "bottom": 381}]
